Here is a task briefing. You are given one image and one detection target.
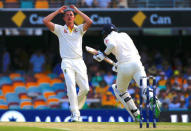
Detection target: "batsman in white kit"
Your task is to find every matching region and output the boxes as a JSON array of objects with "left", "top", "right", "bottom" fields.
[
  {"left": 43, "top": 5, "right": 92, "bottom": 122},
  {"left": 93, "top": 24, "right": 161, "bottom": 121}
]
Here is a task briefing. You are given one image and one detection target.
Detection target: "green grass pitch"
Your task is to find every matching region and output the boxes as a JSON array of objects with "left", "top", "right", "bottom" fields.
[{"left": 0, "top": 122, "right": 190, "bottom": 131}]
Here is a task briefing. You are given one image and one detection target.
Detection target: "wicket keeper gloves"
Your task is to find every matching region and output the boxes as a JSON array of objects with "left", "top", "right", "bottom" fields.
[{"left": 93, "top": 51, "right": 105, "bottom": 62}]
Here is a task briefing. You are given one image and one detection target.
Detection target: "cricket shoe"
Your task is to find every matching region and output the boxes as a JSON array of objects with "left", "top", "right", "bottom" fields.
[
  {"left": 149, "top": 97, "right": 161, "bottom": 118},
  {"left": 71, "top": 113, "right": 81, "bottom": 122}
]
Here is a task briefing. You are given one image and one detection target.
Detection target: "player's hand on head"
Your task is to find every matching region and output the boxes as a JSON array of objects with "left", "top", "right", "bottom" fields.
[
  {"left": 69, "top": 5, "right": 79, "bottom": 13},
  {"left": 93, "top": 51, "right": 105, "bottom": 62},
  {"left": 57, "top": 5, "right": 67, "bottom": 14}
]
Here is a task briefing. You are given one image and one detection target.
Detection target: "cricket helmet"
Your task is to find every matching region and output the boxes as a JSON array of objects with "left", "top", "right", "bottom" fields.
[{"left": 101, "top": 24, "right": 118, "bottom": 37}]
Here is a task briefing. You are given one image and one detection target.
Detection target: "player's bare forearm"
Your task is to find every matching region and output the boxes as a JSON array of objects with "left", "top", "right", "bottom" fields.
[
  {"left": 43, "top": 11, "right": 58, "bottom": 31},
  {"left": 43, "top": 6, "right": 67, "bottom": 31},
  {"left": 70, "top": 5, "right": 93, "bottom": 31}
]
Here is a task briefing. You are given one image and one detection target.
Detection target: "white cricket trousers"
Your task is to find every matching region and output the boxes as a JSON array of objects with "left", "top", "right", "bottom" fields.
[
  {"left": 61, "top": 58, "right": 89, "bottom": 117},
  {"left": 117, "top": 60, "right": 153, "bottom": 98}
]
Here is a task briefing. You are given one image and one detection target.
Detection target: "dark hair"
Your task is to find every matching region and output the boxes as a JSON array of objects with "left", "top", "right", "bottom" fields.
[{"left": 63, "top": 8, "right": 75, "bottom": 17}]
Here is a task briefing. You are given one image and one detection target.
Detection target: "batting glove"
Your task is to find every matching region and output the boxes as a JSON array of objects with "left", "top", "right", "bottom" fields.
[
  {"left": 112, "top": 63, "right": 118, "bottom": 72},
  {"left": 93, "top": 51, "right": 105, "bottom": 62}
]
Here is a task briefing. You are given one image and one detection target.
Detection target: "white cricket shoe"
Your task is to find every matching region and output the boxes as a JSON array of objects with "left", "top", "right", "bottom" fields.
[{"left": 71, "top": 113, "right": 81, "bottom": 122}]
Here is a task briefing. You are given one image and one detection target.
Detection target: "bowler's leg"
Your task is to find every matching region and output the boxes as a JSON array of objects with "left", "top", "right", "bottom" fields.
[
  {"left": 63, "top": 68, "right": 80, "bottom": 121},
  {"left": 75, "top": 60, "right": 89, "bottom": 110}
]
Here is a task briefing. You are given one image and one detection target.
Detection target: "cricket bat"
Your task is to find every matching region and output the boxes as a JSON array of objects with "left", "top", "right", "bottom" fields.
[{"left": 85, "top": 46, "right": 116, "bottom": 66}]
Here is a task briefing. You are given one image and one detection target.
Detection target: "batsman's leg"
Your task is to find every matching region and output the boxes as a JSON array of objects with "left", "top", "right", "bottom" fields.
[
  {"left": 115, "top": 62, "right": 141, "bottom": 121},
  {"left": 112, "top": 84, "right": 140, "bottom": 121},
  {"left": 134, "top": 70, "right": 161, "bottom": 118}
]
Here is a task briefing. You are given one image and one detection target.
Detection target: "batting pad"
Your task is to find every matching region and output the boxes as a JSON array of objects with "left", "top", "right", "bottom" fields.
[{"left": 112, "top": 84, "right": 137, "bottom": 121}]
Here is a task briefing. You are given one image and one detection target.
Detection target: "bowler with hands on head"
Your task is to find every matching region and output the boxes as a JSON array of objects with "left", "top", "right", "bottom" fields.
[{"left": 43, "top": 5, "right": 93, "bottom": 122}]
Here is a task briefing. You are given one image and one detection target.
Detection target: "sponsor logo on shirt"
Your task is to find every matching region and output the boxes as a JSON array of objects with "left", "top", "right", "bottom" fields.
[
  {"left": 64, "top": 69, "right": 67, "bottom": 74},
  {"left": 74, "top": 28, "right": 78, "bottom": 33},
  {"left": 105, "top": 39, "right": 109, "bottom": 44}
]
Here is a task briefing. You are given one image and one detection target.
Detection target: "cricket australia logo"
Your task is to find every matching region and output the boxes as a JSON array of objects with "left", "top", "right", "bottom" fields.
[
  {"left": 74, "top": 28, "right": 78, "bottom": 33},
  {"left": 0, "top": 111, "right": 26, "bottom": 122},
  {"left": 64, "top": 69, "right": 67, "bottom": 74}
]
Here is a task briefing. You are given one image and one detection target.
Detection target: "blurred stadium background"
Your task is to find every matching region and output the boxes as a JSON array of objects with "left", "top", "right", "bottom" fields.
[{"left": 0, "top": 0, "right": 190, "bottom": 123}]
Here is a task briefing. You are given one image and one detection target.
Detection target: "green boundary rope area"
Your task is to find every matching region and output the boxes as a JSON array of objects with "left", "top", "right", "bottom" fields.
[
  {"left": 0, "top": 126, "right": 64, "bottom": 131},
  {"left": 0, "top": 122, "right": 191, "bottom": 131}
]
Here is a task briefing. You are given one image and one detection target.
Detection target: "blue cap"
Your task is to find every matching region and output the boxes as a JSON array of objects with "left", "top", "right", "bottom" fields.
[{"left": 101, "top": 24, "right": 118, "bottom": 36}]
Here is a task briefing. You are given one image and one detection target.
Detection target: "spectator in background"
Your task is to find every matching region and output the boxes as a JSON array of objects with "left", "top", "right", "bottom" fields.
[
  {"left": 53, "top": 63, "right": 63, "bottom": 76},
  {"left": 101, "top": 91, "right": 116, "bottom": 108},
  {"left": 95, "top": 80, "right": 109, "bottom": 98},
  {"left": 78, "top": 0, "right": 98, "bottom": 8},
  {"left": 165, "top": 80, "right": 172, "bottom": 94},
  {"left": 117, "top": 0, "right": 128, "bottom": 8},
  {"left": 127, "top": 81, "right": 136, "bottom": 98},
  {"left": 170, "top": 70, "right": 183, "bottom": 88},
  {"left": 91, "top": 72, "right": 103, "bottom": 87},
  {"left": 29, "top": 50, "right": 45, "bottom": 73},
  {"left": 97, "top": 0, "right": 111, "bottom": 8},
  {"left": 77, "top": 0, "right": 89, "bottom": 8},
  {"left": 91, "top": 0, "right": 99, "bottom": 7},
  {"left": 64, "top": 0, "right": 77, "bottom": 5},
  {"left": 187, "top": 98, "right": 191, "bottom": 109},
  {"left": 147, "top": 65, "right": 157, "bottom": 76},
  {"left": 184, "top": 67, "right": 191, "bottom": 79},
  {"left": 169, "top": 97, "right": 180, "bottom": 110},
  {"left": 44, "top": 49, "right": 55, "bottom": 73},
  {"left": 176, "top": 89, "right": 186, "bottom": 105},
  {"left": 171, "top": 82, "right": 181, "bottom": 92},
  {"left": 163, "top": 61, "right": 173, "bottom": 78},
  {"left": 179, "top": 100, "right": 187, "bottom": 110},
  {"left": 154, "top": 50, "right": 163, "bottom": 68},
  {"left": 103, "top": 71, "right": 116, "bottom": 86},
  {"left": 183, "top": 76, "right": 191, "bottom": 92},
  {"left": 139, "top": 47, "right": 149, "bottom": 66},
  {"left": 19, "top": 48, "right": 29, "bottom": 71},
  {"left": 87, "top": 63, "right": 100, "bottom": 81},
  {"left": 12, "top": 48, "right": 28, "bottom": 72},
  {"left": 2, "top": 48, "right": 11, "bottom": 73},
  {"left": 158, "top": 90, "right": 170, "bottom": 105},
  {"left": 161, "top": 102, "right": 169, "bottom": 111},
  {"left": 185, "top": 95, "right": 191, "bottom": 108},
  {"left": 167, "top": 88, "right": 177, "bottom": 102},
  {"left": 157, "top": 71, "right": 167, "bottom": 90},
  {"left": 109, "top": 0, "right": 118, "bottom": 8}
]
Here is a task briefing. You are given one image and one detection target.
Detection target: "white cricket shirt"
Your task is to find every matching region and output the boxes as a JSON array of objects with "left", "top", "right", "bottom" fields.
[
  {"left": 52, "top": 24, "right": 86, "bottom": 59},
  {"left": 104, "top": 31, "right": 141, "bottom": 63}
]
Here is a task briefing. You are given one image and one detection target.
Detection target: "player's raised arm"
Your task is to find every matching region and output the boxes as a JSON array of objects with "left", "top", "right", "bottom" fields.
[
  {"left": 70, "top": 5, "right": 93, "bottom": 31},
  {"left": 43, "top": 6, "right": 67, "bottom": 32}
]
